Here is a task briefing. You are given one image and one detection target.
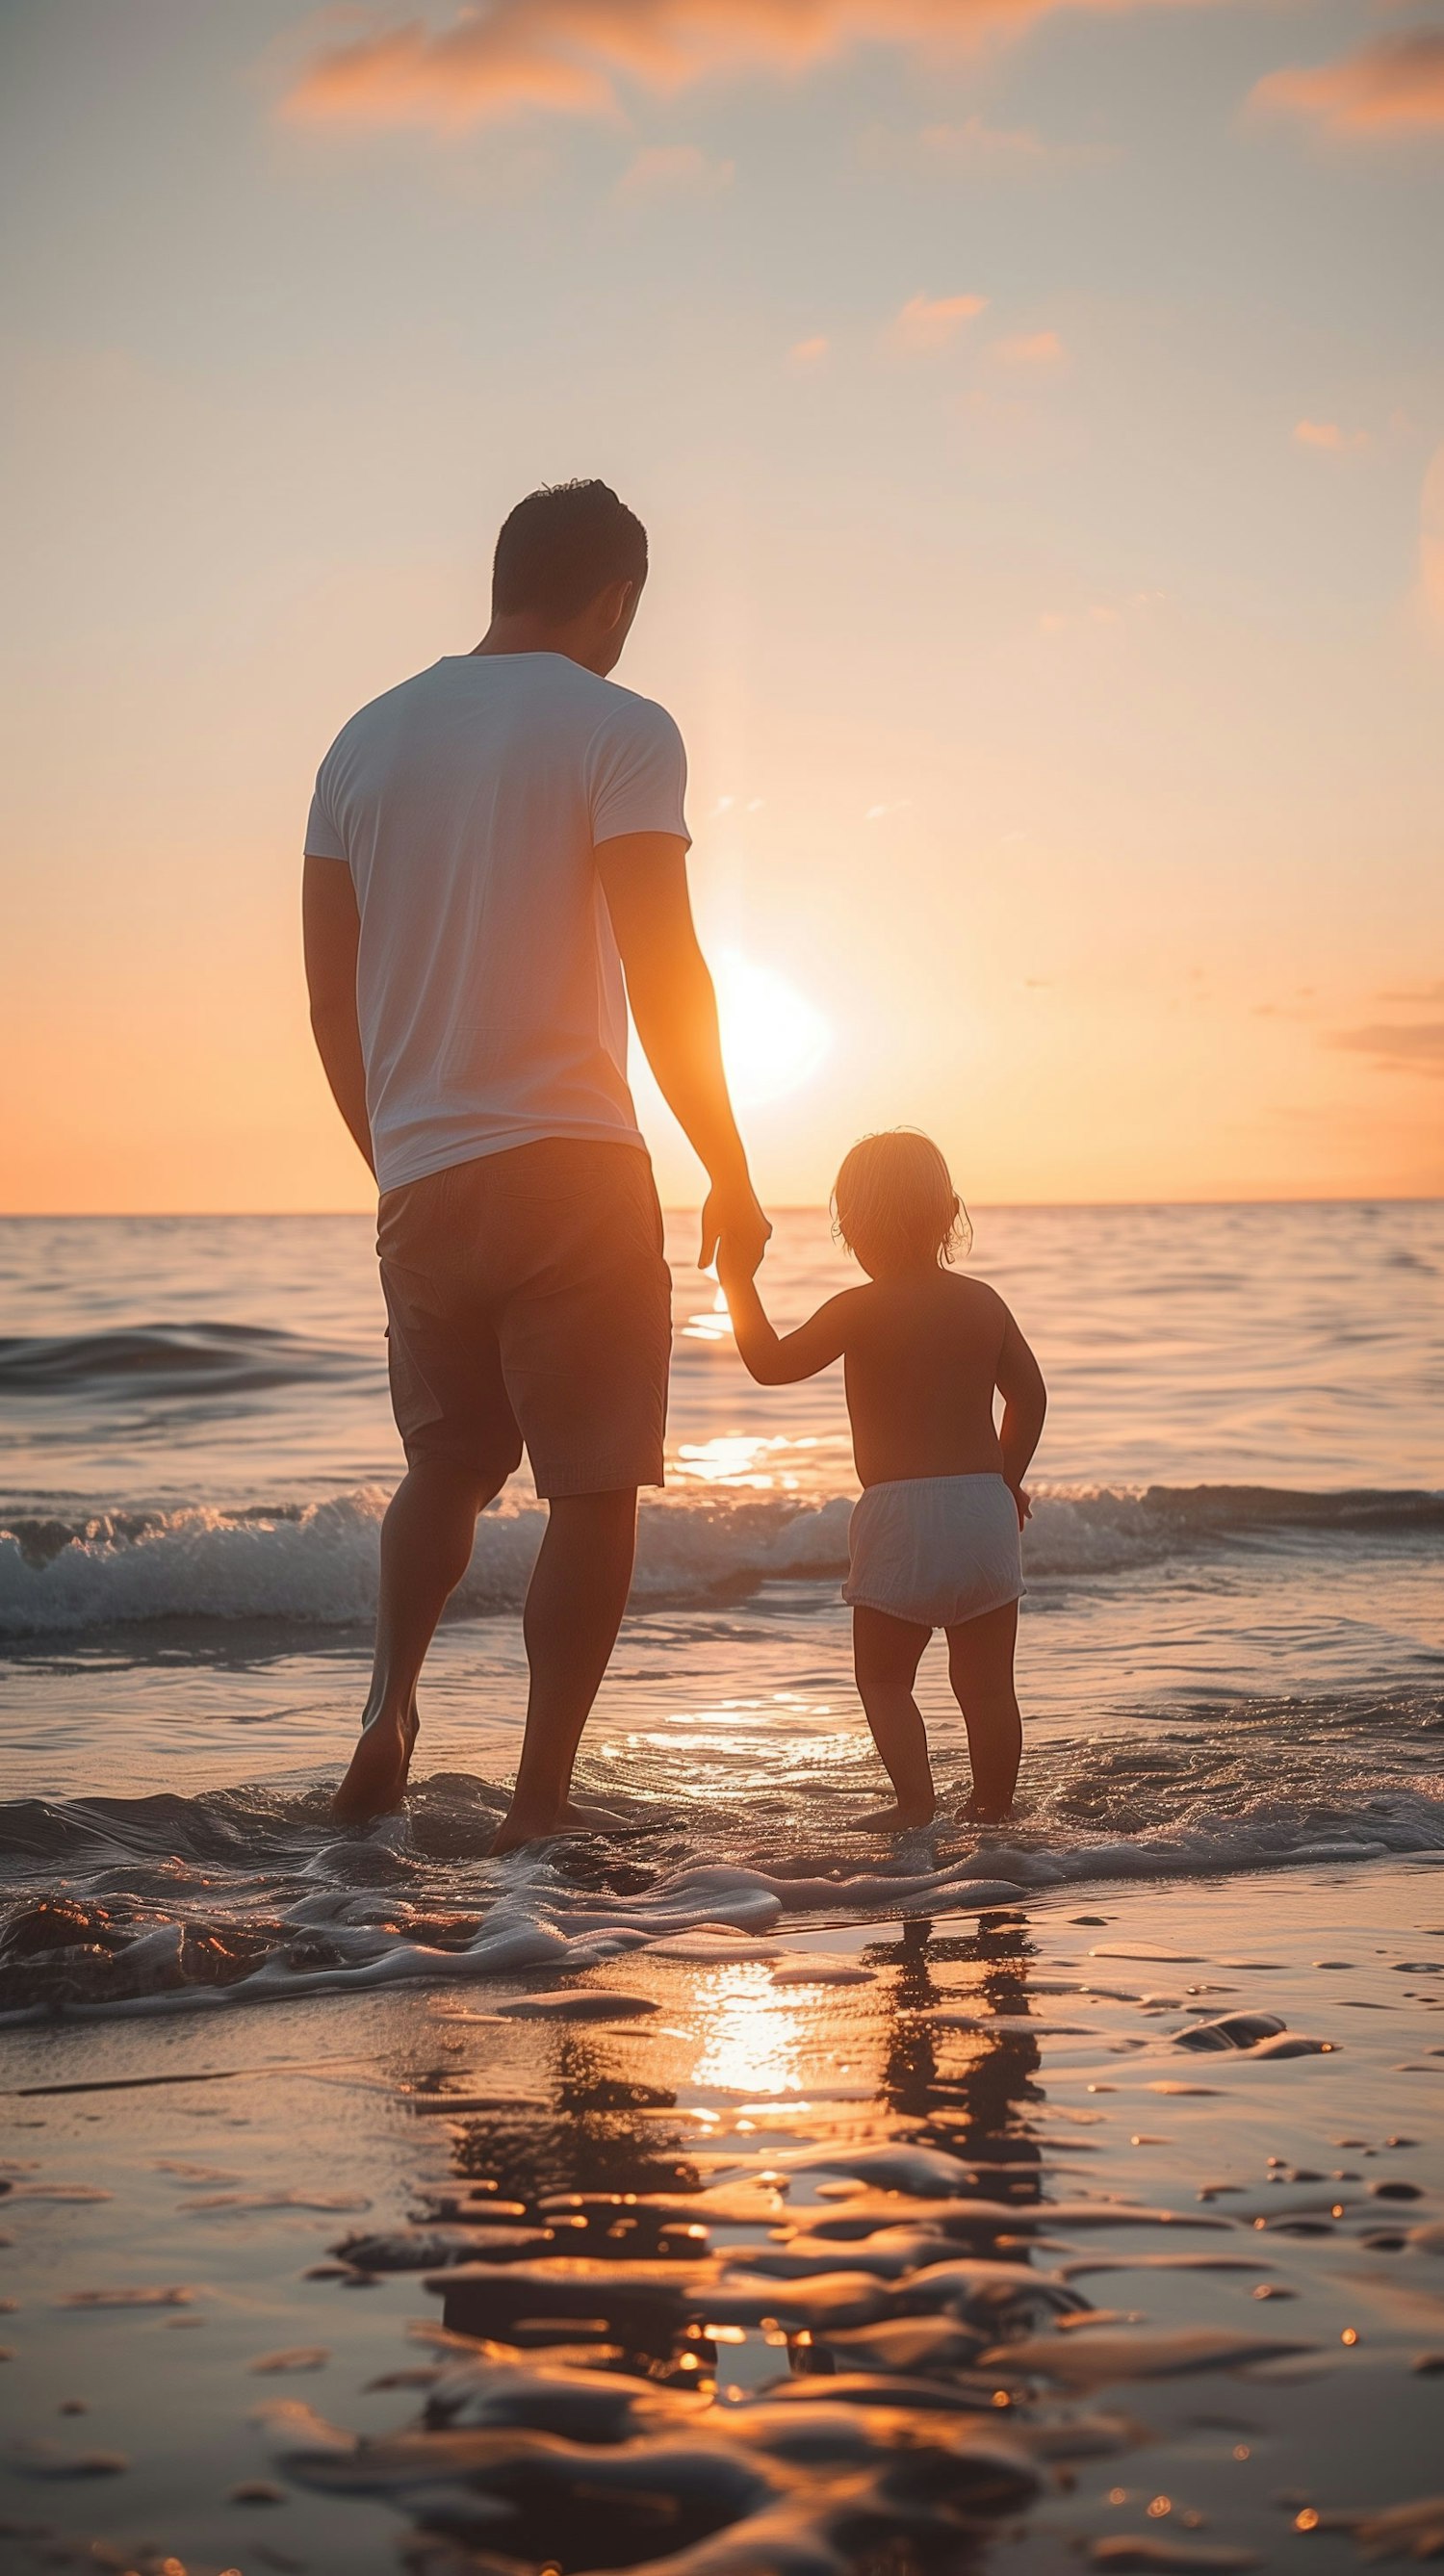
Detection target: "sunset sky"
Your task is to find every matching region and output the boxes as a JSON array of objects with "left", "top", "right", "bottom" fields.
[{"left": 2, "top": 0, "right": 1441, "bottom": 1212}]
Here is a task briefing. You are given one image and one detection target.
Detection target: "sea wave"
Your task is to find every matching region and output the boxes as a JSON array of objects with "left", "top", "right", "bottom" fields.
[
  {"left": 0, "top": 1321, "right": 370, "bottom": 1400},
  {"left": 0, "top": 1481, "right": 1439, "bottom": 1638},
  {"left": 1, "top": 1714, "right": 1441, "bottom": 2023}
]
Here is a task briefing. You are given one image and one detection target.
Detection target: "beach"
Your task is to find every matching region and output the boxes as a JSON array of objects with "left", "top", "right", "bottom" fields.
[
  {"left": 2, "top": 1200, "right": 1442, "bottom": 2569},
  {"left": 2, "top": 1865, "right": 1442, "bottom": 2573},
  {"left": 7, "top": 0, "right": 1441, "bottom": 2554}
]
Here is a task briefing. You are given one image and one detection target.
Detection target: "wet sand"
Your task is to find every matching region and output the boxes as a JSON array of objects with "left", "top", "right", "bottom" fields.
[{"left": 2, "top": 1858, "right": 1442, "bottom": 2576}]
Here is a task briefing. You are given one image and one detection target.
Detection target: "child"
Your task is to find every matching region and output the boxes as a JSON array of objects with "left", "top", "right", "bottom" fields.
[{"left": 718, "top": 1129, "right": 1045, "bottom": 1830}]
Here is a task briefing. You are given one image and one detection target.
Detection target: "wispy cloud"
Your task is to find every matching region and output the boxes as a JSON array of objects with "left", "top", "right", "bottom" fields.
[
  {"left": 1378, "top": 981, "right": 1444, "bottom": 1007},
  {"left": 788, "top": 333, "right": 829, "bottom": 369},
  {"left": 1293, "top": 418, "right": 1370, "bottom": 454},
  {"left": 890, "top": 290, "right": 988, "bottom": 353},
  {"left": 1251, "top": 989, "right": 1320, "bottom": 1023},
  {"left": 1251, "top": 31, "right": 1444, "bottom": 142},
  {"left": 993, "top": 327, "right": 1066, "bottom": 372},
  {"left": 860, "top": 114, "right": 1054, "bottom": 174},
  {"left": 1328, "top": 1021, "right": 1444, "bottom": 1076},
  {"left": 282, "top": 0, "right": 1237, "bottom": 132},
  {"left": 614, "top": 141, "right": 734, "bottom": 198}
]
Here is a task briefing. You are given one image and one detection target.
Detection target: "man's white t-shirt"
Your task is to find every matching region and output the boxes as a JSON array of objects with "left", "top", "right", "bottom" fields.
[{"left": 305, "top": 652, "right": 689, "bottom": 1196}]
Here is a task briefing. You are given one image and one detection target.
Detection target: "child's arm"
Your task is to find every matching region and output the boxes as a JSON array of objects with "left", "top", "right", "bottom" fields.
[
  {"left": 718, "top": 1251, "right": 858, "bottom": 1386},
  {"left": 995, "top": 1310, "right": 1046, "bottom": 1516}
]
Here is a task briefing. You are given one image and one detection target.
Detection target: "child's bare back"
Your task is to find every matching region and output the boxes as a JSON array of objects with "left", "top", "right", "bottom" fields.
[{"left": 838, "top": 1269, "right": 1024, "bottom": 1489}]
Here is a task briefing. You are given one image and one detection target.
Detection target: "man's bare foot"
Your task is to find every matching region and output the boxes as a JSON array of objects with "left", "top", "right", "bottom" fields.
[
  {"left": 331, "top": 1710, "right": 418, "bottom": 1826},
  {"left": 487, "top": 1796, "right": 624, "bottom": 1858},
  {"left": 850, "top": 1801, "right": 937, "bottom": 1832}
]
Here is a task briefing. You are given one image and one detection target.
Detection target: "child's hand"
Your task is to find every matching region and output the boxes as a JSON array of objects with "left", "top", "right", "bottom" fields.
[
  {"left": 1011, "top": 1484, "right": 1032, "bottom": 1530},
  {"left": 717, "top": 1235, "right": 764, "bottom": 1291}
]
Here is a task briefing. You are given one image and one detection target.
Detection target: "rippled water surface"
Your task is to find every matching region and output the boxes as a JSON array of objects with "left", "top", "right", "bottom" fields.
[
  {"left": 2, "top": 1206, "right": 1443, "bottom": 2576},
  {"left": 4, "top": 1199, "right": 1442, "bottom": 1504},
  {"left": 0, "top": 1203, "right": 1440, "bottom": 2021}
]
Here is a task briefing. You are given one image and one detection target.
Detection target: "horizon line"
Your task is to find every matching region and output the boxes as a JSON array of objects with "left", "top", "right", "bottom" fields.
[{"left": 2, "top": 1193, "right": 1440, "bottom": 1221}]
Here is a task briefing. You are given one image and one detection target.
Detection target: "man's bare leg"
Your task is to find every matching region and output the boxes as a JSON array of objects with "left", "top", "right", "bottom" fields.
[
  {"left": 489, "top": 1489, "right": 638, "bottom": 1856},
  {"left": 851, "top": 1605, "right": 937, "bottom": 1830},
  {"left": 946, "top": 1600, "right": 1022, "bottom": 1822},
  {"left": 332, "top": 1456, "right": 502, "bottom": 1825}
]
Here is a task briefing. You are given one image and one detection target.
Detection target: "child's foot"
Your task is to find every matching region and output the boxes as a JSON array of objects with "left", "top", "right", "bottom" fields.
[
  {"left": 958, "top": 1796, "right": 1013, "bottom": 1826},
  {"left": 851, "top": 1801, "right": 937, "bottom": 1833},
  {"left": 561, "top": 1797, "right": 628, "bottom": 1831},
  {"left": 487, "top": 1797, "right": 625, "bottom": 1857},
  {"left": 331, "top": 1708, "right": 419, "bottom": 1826}
]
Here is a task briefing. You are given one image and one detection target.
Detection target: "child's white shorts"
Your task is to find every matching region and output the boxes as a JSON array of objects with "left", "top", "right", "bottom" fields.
[{"left": 843, "top": 1472, "right": 1024, "bottom": 1629}]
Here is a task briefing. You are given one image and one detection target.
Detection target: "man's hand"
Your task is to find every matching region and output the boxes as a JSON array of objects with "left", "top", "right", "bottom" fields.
[
  {"left": 701, "top": 1177, "right": 771, "bottom": 1276},
  {"left": 1011, "top": 1485, "right": 1033, "bottom": 1532}
]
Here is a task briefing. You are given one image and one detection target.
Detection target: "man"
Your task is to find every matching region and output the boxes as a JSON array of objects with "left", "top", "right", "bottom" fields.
[{"left": 303, "top": 480, "right": 768, "bottom": 1851}]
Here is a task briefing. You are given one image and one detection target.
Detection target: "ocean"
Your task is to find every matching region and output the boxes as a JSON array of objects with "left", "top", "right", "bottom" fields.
[
  {"left": 3, "top": 1202, "right": 1444, "bottom": 2576},
  {"left": 1, "top": 1199, "right": 1440, "bottom": 2022}
]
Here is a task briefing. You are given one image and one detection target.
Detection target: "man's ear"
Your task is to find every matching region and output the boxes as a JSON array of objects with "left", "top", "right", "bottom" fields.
[{"left": 600, "top": 577, "right": 637, "bottom": 633}]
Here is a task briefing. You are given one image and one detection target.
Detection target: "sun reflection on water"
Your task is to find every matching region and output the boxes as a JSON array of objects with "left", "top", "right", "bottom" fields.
[
  {"left": 673, "top": 1428, "right": 820, "bottom": 1490},
  {"left": 683, "top": 1285, "right": 733, "bottom": 1344},
  {"left": 690, "top": 1965, "right": 809, "bottom": 2098}
]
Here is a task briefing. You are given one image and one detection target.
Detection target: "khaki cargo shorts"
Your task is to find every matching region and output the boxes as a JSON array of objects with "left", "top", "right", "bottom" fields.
[{"left": 376, "top": 1139, "right": 671, "bottom": 1497}]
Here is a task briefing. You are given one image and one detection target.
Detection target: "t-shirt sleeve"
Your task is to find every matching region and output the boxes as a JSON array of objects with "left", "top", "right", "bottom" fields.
[
  {"left": 304, "top": 759, "right": 347, "bottom": 863},
  {"left": 588, "top": 698, "right": 690, "bottom": 848}
]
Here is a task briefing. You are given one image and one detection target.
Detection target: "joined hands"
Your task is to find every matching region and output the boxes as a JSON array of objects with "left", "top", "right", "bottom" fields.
[{"left": 702, "top": 1174, "right": 771, "bottom": 1280}]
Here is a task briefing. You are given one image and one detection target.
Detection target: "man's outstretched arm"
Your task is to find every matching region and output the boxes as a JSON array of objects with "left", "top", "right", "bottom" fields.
[
  {"left": 595, "top": 832, "right": 768, "bottom": 1273},
  {"left": 302, "top": 853, "right": 374, "bottom": 1177}
]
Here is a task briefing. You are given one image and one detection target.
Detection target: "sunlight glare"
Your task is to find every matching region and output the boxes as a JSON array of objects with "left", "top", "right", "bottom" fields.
[
  {"left": 692, "top": 1966, "right": 807, "bottom": 2097},
  {"left": 713, "top": 948, "right": 831, "bottom": 1109},
  {"left": 683, "top": 1285, "right": 734, "bottom": 1342},
  {"left": 674, "top": 1431, "right": 801, "bottom": 1489}
]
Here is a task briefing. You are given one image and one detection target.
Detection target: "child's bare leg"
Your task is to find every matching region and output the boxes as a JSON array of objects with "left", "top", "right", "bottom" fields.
[
  {"left": 946, "top": 1600, "right": 1021, "bottom": 1822},
  {"left": 852, "top": 1606, "right": 935, "bottom": 1828}
]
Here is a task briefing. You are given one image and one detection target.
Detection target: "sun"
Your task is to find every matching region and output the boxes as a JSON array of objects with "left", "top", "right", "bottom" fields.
[{"left": 712, "top": 948, "right": 832, "bottom": 1109}]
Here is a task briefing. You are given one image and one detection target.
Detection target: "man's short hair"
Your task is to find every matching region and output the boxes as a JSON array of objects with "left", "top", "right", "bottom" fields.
[{"left": 492, "top": 480, "right": 648, "bottom": 622}]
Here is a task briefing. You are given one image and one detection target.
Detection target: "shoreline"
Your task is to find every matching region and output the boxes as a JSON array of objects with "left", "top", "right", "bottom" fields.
[
  {"left": 5, "top": 1810, "right": 1443, "bottom": 2032},
  {"left": 3, "top": 1859, "right": 1442, "bottom": 2574}
]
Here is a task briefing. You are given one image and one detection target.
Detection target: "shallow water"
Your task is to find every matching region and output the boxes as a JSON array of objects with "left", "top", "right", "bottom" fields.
[
  {"left": 1, "top": 1203, "right": 1440, "bottom": 2021},
  {"left": 2, "top": 1206, "right": 1440, "bottom": 2571}
]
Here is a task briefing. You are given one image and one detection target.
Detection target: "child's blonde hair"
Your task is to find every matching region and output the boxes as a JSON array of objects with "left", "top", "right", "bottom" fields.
[{"left": 832, "top": 1129, "right": 972, "bottom": 1267}]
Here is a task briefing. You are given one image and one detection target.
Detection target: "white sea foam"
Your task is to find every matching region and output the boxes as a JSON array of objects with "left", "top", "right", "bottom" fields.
[
  {"left": 2, "top": 1481, "right": 1436, "bottom": 1637},
  {"left": 2, "top": 1787, "right": 1441, "bottom": 2025}
]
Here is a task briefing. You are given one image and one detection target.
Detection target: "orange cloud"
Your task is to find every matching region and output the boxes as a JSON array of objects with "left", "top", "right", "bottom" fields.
[
  {"left": 788, "top": 333, "right": 829, "bottom": 367},
  {"left": 283, "top": 0, "right": 1236, "bottom": 131},
  {"left": 993, "top": 326, "right": 1066, "bottom": 370},
  {"left": 1293, "top": 419, "right": 1369, "bottom": 454},
  {"left": 890, "top": 290, "right": 988, "bottom": 352},
  {"left": 614, "top": 141, "right": 734, "bottom": 196},
  {"left": 1328, "top": 1021, "right": 1444, "bottom": 1076},
  {"left": 1251, "top": 31, "right": 1444, "bottom": 140}
]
